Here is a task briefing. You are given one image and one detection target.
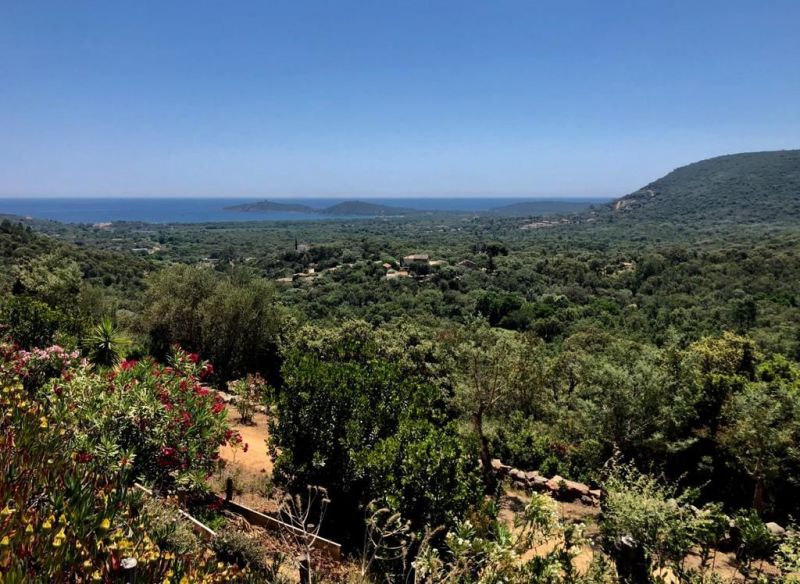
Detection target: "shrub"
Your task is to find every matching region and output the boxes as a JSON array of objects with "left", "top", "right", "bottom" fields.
[
  {"left": 229, "top": 373, "right": 268, "bottom": 424},
  {"left": 0, "top": 374, "right": 253, "bottom": 582},
  {"left": 212, "top": 528, "right": 284, "bottom": 578},
  {"left": 33, "top": 346, "right": 235, "bottom": 492}
]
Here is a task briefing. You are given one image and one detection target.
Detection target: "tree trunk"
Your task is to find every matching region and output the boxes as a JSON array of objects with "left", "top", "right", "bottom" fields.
[
  {"left": 472, "top": 408, "right": 492, "bottom": 485},
  {"left": 752, "top": 476, "right": 765, "bottom": 514}
]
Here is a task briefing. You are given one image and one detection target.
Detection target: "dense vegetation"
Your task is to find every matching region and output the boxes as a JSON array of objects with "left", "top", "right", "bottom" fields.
[{"left": 2, "top": 150, "right": 800, "bottom": 582}]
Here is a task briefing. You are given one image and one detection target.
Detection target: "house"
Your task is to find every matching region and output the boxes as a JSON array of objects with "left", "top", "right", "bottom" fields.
[
  {"left": 402, "top": 254, "right": 429, "bottom": 266},
  {"left": 457, "top": 259, "right": 479, "bottom": 269}
]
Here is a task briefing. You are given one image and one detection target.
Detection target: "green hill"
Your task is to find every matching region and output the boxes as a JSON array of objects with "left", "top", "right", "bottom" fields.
[{"left": 610, "top": 150, "right": 800, "bottom": 224}]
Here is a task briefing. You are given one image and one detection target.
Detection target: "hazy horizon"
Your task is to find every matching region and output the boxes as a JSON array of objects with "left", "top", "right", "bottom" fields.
[{"left": 2, "top": 1, "right": 799, "bottom": 198}]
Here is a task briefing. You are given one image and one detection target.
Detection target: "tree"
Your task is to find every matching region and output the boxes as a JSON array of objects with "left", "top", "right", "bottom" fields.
[
  {"left": 141, "top": 265, "right": 217, "bottom": 357},
  {"left": 13, "top": 253, "right": 82, "bottom": 309},
  {"left": 453, "top": 321, "right": 526, "bottom": 482},
  {"left": 718, "top": 378, "right": 799, "bottom": 513},
  {"left": 199, "top": 275, "right": 283, "bottom": 380},
  {"left": 270, "top": 322, "right": 479, "bottom": 540}
]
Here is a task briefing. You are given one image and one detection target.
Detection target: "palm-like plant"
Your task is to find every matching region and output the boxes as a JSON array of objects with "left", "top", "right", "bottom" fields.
[{"left": 86, "top": 316, "right": 130, "bottom": 368}]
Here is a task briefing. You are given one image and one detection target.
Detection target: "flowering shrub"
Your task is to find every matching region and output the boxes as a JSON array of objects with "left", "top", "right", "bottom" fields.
[
  {"left": 44, "top": 347, "right": 238, "bottom": 493},
  {"left": 9, "top": 344, "right": 82, "bottom": 393},
  {"left": 0, "top": 378, "right": 256, "bottom": 582},
  {"left": 228, "top": 373, "right": 268, "bottom": 424}
]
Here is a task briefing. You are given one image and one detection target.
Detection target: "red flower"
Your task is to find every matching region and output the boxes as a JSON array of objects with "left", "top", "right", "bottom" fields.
[
  {"left": 188, "top": 353, "right": 200, "bottom": 364},
  {"left": 211, "top": 402, "right": 225, "bottom": 414},
  {"left": 76, "top": 451, "right": 93, "bottom": 463},
  {"left": 243, "top": 443, "right": 249, "bottom": 453},
  {"left": 120, "top": 359, "right": 137, "bottom": 371},
  {"left": 200, "top": 362, "right": 214, "bottom": 379}
]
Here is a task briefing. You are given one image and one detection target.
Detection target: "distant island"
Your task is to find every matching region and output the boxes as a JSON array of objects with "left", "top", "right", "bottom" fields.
[{"left": 224, "top": 199, "right": 418, "bottom": 216}]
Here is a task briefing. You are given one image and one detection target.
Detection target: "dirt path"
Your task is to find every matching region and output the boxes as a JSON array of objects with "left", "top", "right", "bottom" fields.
[{"left": 219, "top": 406, "right": 273, "bottom": 475}]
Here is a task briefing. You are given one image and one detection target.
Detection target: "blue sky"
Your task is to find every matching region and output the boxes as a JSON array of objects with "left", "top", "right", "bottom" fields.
[{"left": 1, "top": 1, "right": 798, "bottom": 198}]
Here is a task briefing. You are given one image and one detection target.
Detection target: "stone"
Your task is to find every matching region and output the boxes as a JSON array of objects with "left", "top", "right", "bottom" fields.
[
  {"left": 766, "top": 522, "right": 786, "bottom": 538},
  {"left": 509, "top": 468, "right": 525, "bottom": 481},
  {"left": 589, "top": 489, "right": 602, "bottom": 499},
  {"left": 529, "top": 475, "right": 549, "bottom": 491},
  {"left": 491, "top": 459, "right": 511, "bottom": 475},
  {"left": 524, "top": 470, "right": 540, "bottom": 482},
  {"left": 512, "top": 480, "right": 528, "bottom": 492},
  {"left": 545, "top": 475, "right": 565, "bottom": 493},
  {"left": 580, "top": 495, "right": 595, "bottom": 506}
]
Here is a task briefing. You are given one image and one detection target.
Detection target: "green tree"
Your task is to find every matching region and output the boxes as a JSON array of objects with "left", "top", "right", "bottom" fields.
[{"left": 718, "top": 377, "right": 799, "bottom": 513}]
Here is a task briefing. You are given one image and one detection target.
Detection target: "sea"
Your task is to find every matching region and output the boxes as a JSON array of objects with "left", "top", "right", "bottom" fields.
[{"left": 0, "top": 197, "right": 610, "bottom": 224}]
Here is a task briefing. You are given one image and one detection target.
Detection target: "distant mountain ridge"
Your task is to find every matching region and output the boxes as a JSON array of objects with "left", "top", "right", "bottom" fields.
[{"left": 609, "top": 150, "right": 800, "bottom": 223}]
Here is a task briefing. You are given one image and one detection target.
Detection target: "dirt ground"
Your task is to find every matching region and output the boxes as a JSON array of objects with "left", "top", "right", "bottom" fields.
[{"left": 213, "top": 405, "right": 282, "bottom": 513}]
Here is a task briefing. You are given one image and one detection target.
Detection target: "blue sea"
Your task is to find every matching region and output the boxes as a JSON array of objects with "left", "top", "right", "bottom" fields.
[{"left": 0, "top": 197, "right": 609, "bottom": 224}]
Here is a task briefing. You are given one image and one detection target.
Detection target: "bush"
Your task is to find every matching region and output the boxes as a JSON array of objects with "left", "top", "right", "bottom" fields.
[
  {"left": 229, "top": 373, "right": 268, "bottom": 424},
  {"left": 212, "top": 528, "right": 283, "bottom": 577},
  {"left": 0, "top": 369, "right": 253, "bottom": 582},
  {"left": 30, "top": 346, "right": 236, "bottom": 492}
]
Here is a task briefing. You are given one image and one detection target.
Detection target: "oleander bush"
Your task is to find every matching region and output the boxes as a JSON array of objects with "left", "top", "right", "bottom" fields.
[{"left": 0, "top": 367, "right": 256, "bottom": 582}]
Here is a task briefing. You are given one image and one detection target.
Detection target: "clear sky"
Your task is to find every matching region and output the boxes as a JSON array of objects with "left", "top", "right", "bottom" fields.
[{"left": 1, "top": 1, "right": 798, "bottom": 198}]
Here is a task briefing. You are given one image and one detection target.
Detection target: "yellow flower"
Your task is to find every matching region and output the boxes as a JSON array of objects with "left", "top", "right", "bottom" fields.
[
  {"left": 98, "top": 518, "right": 110, "bottom": 531},
  {"left": 42, "top": 520, "right": 53, "bottom": 530},
  {"left": 25, "top": 524, "right": 33, "bottom": 534},
  {"left": 92, "top": 570, "right": 102, "bottom": 581},
  {"left": 83, "top": 560, "right": 92, "bottom": 568},
  {"left": 0, "top": 536, "right": 9, "bottom": 546},
  {"left": 39, "top": 416, "right": 48, "bottom": 428},
  {"left": 0, "top": 506, "right": 12, "bottom": 516}
]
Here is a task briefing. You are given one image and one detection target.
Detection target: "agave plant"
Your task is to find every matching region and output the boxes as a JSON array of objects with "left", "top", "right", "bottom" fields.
[{"left": 86, "top": 316, "right": 130, "bottom": 367}]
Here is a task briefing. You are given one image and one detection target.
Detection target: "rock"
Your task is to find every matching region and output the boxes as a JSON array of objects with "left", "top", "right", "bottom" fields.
[
  {"left": 529, "top": 475, "right": 549, "bottom": 491},
  {"left": 564, "top": 480, "right": 590, "bottom": 498},
  {"left": 509, "top": 468, "right": 525, "bottom": 481},
  {"left": 580, "top": 495, "right": 595, "bottom": 506},
  {"left": 524, "top": 470, "right": 541, "bottom": 482},
  {"left": 491, "top": 459, "right": 511, "bottom": 476},
  {"left": 512, "top": 480, "right": 528, "bottom": 492},
  {"left": 766, "top": 522, "right": 786, "bottom": 538},
  {"left": 545, "top": 476, "right": 591, "bottom": 501},
  {"left": 545, "top": 475, "right": 565, "bottom": 493},
  {"left": 216, "top": 391, "right": 237, "bottom": 404},
  {"left": 589, "top": 489, "right": 602, "bottom": 500}
]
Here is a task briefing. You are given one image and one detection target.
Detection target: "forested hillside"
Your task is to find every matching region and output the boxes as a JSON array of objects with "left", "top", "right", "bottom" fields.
[{"left": 609, "top": 150, "right": 800, "bottom": 223}]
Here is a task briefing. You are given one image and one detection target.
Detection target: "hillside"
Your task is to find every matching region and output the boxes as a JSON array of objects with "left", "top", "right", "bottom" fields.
[{"left": 610, "top": 150, "right": 800, "bottom": 223}]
